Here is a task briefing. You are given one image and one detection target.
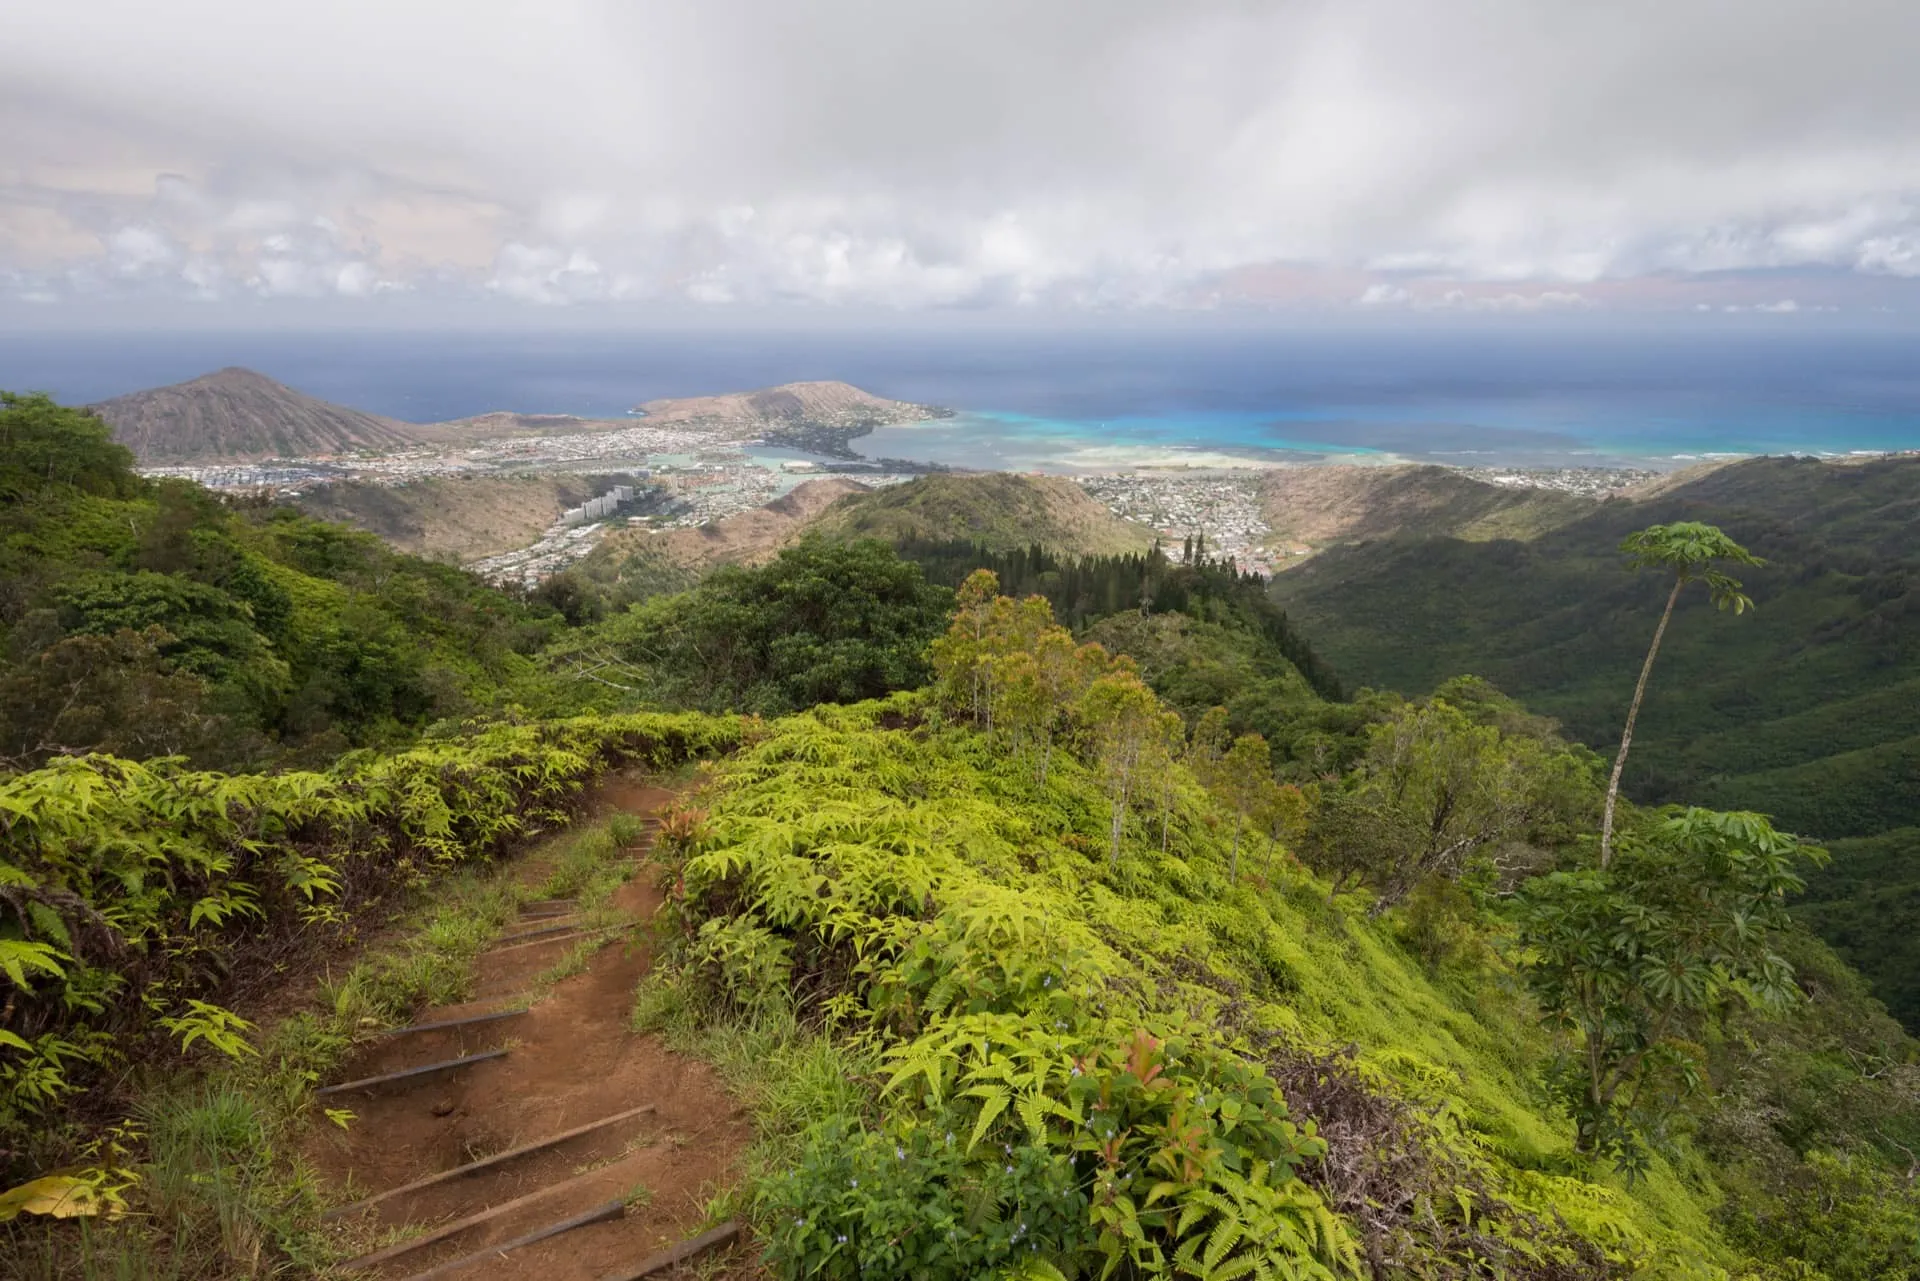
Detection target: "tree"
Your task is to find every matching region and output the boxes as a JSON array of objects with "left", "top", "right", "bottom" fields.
[
  {"left": 1299, "top": 698, "right": 1595, "bottom": 911},
  {"left": 0, "top": 627, "right": 225, "bottom": 768},
  {"left": 930, "top": 571, "right": 1054, "bottom": 730},
  {"left": 0, "top": 392, "right": 138, "bottom": 501},
  {"left": 1599, "top": 522, "right": 1762, "bottom": 866},
  {"left": 992, "top": 625, "right": 1096, "bottom": 784},
  {"left": 1155, "top": 714, "right": 1190, "bottom": 853},
  {"left": 1186, "top": 705, "right": 1231, "bottom": 778},
  {"left": 530, "top": 570, "right": 604, "bottom": 627},
  {"left": 588, "top": 537, "right": 951, "bottom": 715},
  {"left": 1079, "top": 670, "right": 1166, "bottom": 867},
  {"left": 1258, "top": 782, "right": 1308, "bottom": 881},
  {"left": 1218, "top": 733, "right": 1273, "bottom": 881},
  {"left": 931, "top": 569, "right": 1004, "bottom": 726},
  {"left": 1515, "top": 808, "right": 1816, "bottom": 1170}
]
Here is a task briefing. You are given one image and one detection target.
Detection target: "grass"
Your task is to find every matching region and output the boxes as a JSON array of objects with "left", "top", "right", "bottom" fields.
[
  {"left": 5, "top": 810, "right": 654, "bottom": 1279},
  {"left": 631, "top": 970, "right": 882, "bottom": 1230}
]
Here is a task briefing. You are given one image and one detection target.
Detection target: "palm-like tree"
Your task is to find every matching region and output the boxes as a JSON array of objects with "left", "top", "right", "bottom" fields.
[{"left": 1599, "top": 522, "right": 1762, "bottom": 867}]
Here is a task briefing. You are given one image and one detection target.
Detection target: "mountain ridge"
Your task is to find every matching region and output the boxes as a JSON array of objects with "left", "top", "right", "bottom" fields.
[
  {"left": 91, "top": 367, "right": 426, "bottom": 462},
  {"left": 91, "top": 368, "right": 945, "bottom": 463}
]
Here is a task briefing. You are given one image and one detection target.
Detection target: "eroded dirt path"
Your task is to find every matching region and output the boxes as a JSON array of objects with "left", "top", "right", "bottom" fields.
[{"left": 307, "top": 776, "right": 751, "bottom": 1281}]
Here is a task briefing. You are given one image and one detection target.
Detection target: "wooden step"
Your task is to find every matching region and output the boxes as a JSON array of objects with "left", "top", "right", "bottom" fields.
[
  {"left": 376, "top": 1008, "right": 526, "bottom": 1041},
  {"left": 593, "top": 1221, "right": 742, "bottom": 1281},
  {"left": 323, "top": 1102, "right": 658, "bottom": 1221},
  {"left": 339, "top": 1160, "right": 628, "bottom": 1271},
  {"left": 396, "top": 1199, "right": 626, "bottom": 1281},
  {"left": 498, "top": 919, "right": 582, "bottom": 943},
  {"left": 317, "top": 1048, "right": 508, "bottom": 1099},
  {"left": 483, "top": 927, "right": 612, "bottom": 957}
]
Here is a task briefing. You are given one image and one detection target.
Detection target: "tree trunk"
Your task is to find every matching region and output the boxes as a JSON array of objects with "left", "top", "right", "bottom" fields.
[
  {"left": 1600, "top": 576, "right": 1684, "bottom": 868},
  {"left": 1160, "top": 777, "right": 1172, "bottom": 852}
]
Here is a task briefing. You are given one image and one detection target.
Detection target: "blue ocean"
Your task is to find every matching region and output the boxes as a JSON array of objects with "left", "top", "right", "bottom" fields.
[{"left": 6, "top": 325, "right": 1920, "bottom": 470}]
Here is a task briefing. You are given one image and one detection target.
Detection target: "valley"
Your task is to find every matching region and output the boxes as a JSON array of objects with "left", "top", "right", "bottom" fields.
[{"left": 1270, "top": 452, "right": 1920, "bottom": 1028}]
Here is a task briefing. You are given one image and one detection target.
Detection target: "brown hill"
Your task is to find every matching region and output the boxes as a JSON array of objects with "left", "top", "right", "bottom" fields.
[
  {"left": 591, "top": 477, "right": 872, "bottom": 574},
  {"left": 1258, "top": 465, "right": 1593, "bottom": 559},
  {"left": 633, "top": 380, "right": 934, "bottom": 429},
  {"left": 91, "top": 367, "right": 426, "bottom": 463},
  {"left": 633, "top": 380, "right": 948, "bottom": 456},
  {"left": 423, "top": 411, "right": 630, "bottom": 440},
  {"left": 294, "top": 473, "right": 630, "bottom": 562}
]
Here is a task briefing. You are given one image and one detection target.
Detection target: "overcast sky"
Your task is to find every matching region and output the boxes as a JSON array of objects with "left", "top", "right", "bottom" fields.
[{"left": 7, "top": 0, "right": 1920, "bottom": 321}]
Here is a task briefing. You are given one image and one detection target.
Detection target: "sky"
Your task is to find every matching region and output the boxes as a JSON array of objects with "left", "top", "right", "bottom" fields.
[{"left": 7, "top": 0, "right": 1920, "bottom": 324}]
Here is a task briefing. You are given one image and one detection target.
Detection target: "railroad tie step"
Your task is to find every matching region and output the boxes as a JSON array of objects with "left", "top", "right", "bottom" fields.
[
  {"left": 323, "top": 1102, "right": 658, "bottom": 1221},
  {"left": 593, "top": 1221, "right": 743, "bottom": 1281},
  {"left": 497, "top": 918, "right": 582, "bottom": 943},
  {"left": 339, "top": 1160, "right": 633, "bottom": 1271},
  {"left": 375, "top": 1008, "right": 526, "bottom": 1040},
  {"left": 316, "top": 1048, "right": 509, "bottom": 1099},
  {"left": 518, "top": 899, "right": 576, "bottom": 917},
  {"left": 484, "top": 927, "right": 614, "bottom": 957},
  {"left": 395, "top": 1199, "right": 626, "bottom": 1281}
]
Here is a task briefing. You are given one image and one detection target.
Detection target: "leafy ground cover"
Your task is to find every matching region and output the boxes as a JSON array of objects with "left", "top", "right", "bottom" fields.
[
  {"left": 640, "top": 697, "right": 1705, "bottom": 1277},
  {"left": 3, "top": 809, "right": 659, "bottom": 1278},
  {"left": 0, "top": 710, "right": 742, "bottom": 1180},
  {"left": 625, "top": 575, "right": 1920, "bottom": 1280}
]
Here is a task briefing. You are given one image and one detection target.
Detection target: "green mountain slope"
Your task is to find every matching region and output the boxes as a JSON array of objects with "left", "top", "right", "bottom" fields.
[
  {"left": 642, "top": 686, "right": 1920, "bottom": 1280},
  {"left": 0, "top": 391, "right": 559, "bottom": 770},
  {"left": 1259, "top": 464, "right": 1597, "bottom": 554},
  {"left": 8, "top": 406, "right": 1920, "bottom": 1278},
  {"left": 1269, "top": 453, "right": 1920, "bottom": 1024},
  {"left": 811, "top": 472, "right": 1160, "bottom": 554}
]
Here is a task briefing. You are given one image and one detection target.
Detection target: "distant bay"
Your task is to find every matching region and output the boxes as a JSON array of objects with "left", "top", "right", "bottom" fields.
[{"left": 7, "top": 325, "right": 1920, "bottom": 470}]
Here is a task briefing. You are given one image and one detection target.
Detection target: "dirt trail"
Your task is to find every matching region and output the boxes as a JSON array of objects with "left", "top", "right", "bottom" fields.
[{"left": 308, "top": 776, "right": 751, "bottom": 1280}]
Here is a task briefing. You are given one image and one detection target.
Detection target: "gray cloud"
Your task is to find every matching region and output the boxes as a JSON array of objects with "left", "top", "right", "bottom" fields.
[{"left": 6, "top": 0, "right": 1920, "bottom": 312}]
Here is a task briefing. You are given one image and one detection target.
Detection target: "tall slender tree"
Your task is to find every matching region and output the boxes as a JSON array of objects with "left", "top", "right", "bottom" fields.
[
  {"left": 1080, "top": 670, "right": 1166, "bottom": 867},
  {"left": 1219, "top": 732, "right": 1273, "bottom": 881},
  {"left": 1599, "top": 522, "right": 1762, "bottom": 866}
]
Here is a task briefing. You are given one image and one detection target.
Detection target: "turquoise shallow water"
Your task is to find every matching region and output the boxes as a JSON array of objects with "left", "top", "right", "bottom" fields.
[
  {"left": 9, "top": 326, "right": 1920, "bottom": 470},
  {"left": 857, "top": 399, "right": 1920, "bottom": 472}
]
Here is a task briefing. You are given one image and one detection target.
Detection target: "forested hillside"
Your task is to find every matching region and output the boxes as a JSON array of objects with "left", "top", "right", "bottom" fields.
[
  {"left": 632, "top": 580, "right": 1920, "bottom": 1281},
  {"left": 1269, "top": 454, "right": 1920, "bottom": 1027},
  {"left": 0, "top": 392, "right": 562, "bottom": 771}
]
